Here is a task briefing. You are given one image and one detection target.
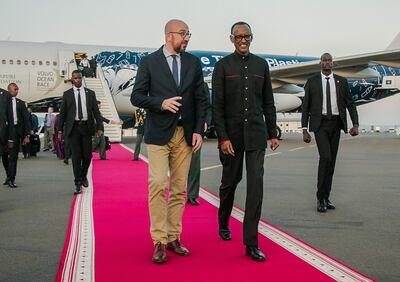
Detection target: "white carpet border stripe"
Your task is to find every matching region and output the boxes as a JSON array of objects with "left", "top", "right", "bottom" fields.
[
  {"left": 60, "top": 162, "right": 95, "bottom": 282},
  {"left": 61, "top": 192, "right": 81, "bottom": 282}
]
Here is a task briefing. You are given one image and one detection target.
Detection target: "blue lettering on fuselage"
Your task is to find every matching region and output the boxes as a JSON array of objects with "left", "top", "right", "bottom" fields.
[{"left": 191, "top": 51, "right": 316, "bottom": 78}]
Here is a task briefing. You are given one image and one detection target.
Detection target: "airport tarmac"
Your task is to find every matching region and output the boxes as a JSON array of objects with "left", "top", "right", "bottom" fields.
[{"left": 0, "top": 133, "right": 399, "bottom": 281}]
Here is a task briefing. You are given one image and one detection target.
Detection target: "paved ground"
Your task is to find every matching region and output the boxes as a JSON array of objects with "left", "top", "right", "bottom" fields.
[
  {"left": 0, "top": 153, "right": 73, "bottom": 282},
  {"left": 1, "top": 133, "right": 399, "bottom": 281}
]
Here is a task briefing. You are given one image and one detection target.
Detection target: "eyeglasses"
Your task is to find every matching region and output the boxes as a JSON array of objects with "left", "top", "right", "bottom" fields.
[
  {"left": 169, "top": 31, "right": 192, "bottom": 39},
  {"left": 232, "top": 34, "right": 253, "bottom": 42}
]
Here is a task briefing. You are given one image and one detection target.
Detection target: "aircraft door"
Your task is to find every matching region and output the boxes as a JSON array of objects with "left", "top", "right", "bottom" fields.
[{"left": 58, "top": 51, "right": 76, "bottom": 80}]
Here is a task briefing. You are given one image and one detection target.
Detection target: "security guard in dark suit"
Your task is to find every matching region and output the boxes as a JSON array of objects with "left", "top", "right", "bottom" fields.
[
  {"left": 2, "top": 83, "right": 30, "bottom": 188},
  {"left": 0, "top": 88, "right": 14, "bottom": 157},
  {"left": 58, "top": 70, "right": 103, "bottom": 194},
  {"left": 302, "top": 53, "right": 359, "bottom": 212}
]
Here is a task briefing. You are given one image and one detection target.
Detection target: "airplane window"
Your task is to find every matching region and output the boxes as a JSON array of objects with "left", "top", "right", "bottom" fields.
[
  {"left": 1, "top": 60, "right": 5, "bottom": 64},
  {"left": 53, "top": 61, "right": 57, "bottom": 66},
  {"left": 17, "top": 60, "right": 21, "bottom": 65},
  {"left": 46, "top": 61, "right": 50, "bottom": 66},
  {"left": 31, "top": 60, "right": 36, "bottom": 65},
  {"left": 24, "top": 60, "right": 28, "bottom": 65},
  {"left": 39, "top": 61, "right": 43, "bottom": 65},
  {"left": 10, "top": 60, "right": 14, "bottom": 65}
]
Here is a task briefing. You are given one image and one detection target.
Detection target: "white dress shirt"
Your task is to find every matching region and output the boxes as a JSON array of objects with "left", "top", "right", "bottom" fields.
[
  {"left": 163, "top": 45, "right": 181, "bottom": 84},
  {"left": 12, "top": 97, "right": 18, "bottom": 125},
  {"left": 321, "top": 72, "right": 339, "bottom": 115},
  {"left": 80, "top": 58, "right": 90, "bottom": 68},
  {"left": 73, "top": 86, "right": 88, "bottom": 120}
]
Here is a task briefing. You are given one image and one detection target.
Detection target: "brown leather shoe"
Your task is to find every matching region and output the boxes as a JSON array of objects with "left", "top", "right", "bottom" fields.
[
  {"left": 166, "top": 239, "right": 190, "bottom": 256},
  {"left": 152, "top": 242, "right": 167, "bottom": 263}
]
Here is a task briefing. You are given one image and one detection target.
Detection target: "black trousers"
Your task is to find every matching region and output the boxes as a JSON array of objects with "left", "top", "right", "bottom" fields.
[
  {"left": 2, "top": 136, "right": 21, "bottom": 181},
  {"left": 187, "top": 148, "right": 201, "bottom": 199},
  {"left": 133, "top": 132, "right": 144, "bottom": 160},
  {"left": 63, "top": 135, "right": 72, "bottom": 159},
  {"left": 314, "top": 117, "right": 341, "bottom": 200},
  {"left": 22, "top": 142, "right": 30, "bottom": 157},
  {"left": 69, "top": 123, "right": 92, "bottom": 185},
  {"left": 218, "top": 149, "right": 265, "bottom": 246}
]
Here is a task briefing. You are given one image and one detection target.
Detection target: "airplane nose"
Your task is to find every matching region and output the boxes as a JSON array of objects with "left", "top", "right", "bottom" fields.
[{"left": 273, "top": 93, "right": 302, "bottom": 112}]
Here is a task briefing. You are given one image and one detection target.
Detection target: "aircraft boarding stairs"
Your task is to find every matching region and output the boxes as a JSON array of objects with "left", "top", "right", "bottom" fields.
[{"left": 83, "top": 68, "right": 122, "bottom": 142}]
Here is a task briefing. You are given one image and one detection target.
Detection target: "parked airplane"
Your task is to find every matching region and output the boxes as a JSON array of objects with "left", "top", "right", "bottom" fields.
[{"left": 0, "top": 35, "right": 399, "bottom": 138}]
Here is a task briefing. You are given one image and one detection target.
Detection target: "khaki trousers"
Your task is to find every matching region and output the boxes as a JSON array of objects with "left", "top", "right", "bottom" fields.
[{"left": 147, "top": 127, "right": 192, "bottom": 244}]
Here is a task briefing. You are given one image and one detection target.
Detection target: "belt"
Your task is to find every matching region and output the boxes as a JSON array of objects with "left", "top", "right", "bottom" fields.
[
  {"left": 322, "top": 115, "right": 340, "bottom": 120},
  {"left": 74, "top": 120, "right": 88, "bottom": 125}
]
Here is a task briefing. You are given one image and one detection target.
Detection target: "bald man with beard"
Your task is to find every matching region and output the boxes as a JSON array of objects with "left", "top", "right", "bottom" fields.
[{"left": 131, "top": 19, "right": 207, "bottom": 264}]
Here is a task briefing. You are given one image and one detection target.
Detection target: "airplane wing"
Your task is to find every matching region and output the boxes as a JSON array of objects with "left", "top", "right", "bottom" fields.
[{"left": 270, "top": 49, "right": 400, "bottom": 90}]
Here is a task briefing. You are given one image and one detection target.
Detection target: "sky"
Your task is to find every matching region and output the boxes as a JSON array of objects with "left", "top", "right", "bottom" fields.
[{"left": 1, "top": 0, "right": 399, "bottom": 57}]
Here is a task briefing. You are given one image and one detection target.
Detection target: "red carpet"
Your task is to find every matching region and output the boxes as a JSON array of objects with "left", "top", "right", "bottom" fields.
[{"left": 57, "top": 144, "right": 375, "bottom": 282}]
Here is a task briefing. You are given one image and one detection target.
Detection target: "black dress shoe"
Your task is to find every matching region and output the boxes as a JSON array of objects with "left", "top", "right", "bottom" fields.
[
  {"left": 317, "top": 199, "right": 327, "bottom": 213},
  {"left": 187, "top": 198, "right": 200, "bottom": 205},
  {"left": 63, "top": 159, "right": 69, "bottom": 165},
  {"left": 246, "top": 246, "right": 266, "bottom": 262},
  {"left": 3, "top": 178, "right": 9, "bottom": 185},
  {"left": 7, "top": 180, "right": 17, "bottom": 188},
  {"left": 218, "top": 228, "right": 232, "bottom": 241},
  {"left": 82, "top": 178, "right": 89, "bottom": 187},
  {"left": 325, "top": 198, "right": 336, "bottom": 210},
  {"left": 74, "top": 185, "right": 82, "bottom": 195}
]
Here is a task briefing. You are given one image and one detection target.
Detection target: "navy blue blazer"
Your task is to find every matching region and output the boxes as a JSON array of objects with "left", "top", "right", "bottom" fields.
[{"left": 131, "top": 46, "right": 207, "bottom": 146}]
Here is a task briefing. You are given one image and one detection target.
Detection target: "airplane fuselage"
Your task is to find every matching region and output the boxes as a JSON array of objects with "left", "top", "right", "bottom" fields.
[{"left": 0, "top": 41, "right": 399, "bottom": 116}]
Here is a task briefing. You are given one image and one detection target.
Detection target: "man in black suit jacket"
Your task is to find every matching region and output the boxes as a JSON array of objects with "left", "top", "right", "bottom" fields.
[
  {"left": 302, "top": 53, "right": 359, "bottom": 212},
  {"left": 0, "top": 88, "right": 14, "bottom": 156},
  {"left": 58, "top": 70, "right": 103, "bottom": 195},
  {"left": 131, "top": 19, "right": 206, "bottom": 264},
  {"left": 2, "top": 83, "right": 30, "bottom": 188},
  {"left": 212, "top": 22, "right": 279, "bottom": 262}
]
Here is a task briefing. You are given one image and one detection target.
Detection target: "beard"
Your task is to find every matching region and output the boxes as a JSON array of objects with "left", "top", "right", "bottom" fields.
[{"left": 173, "top": 41, "right": 188, "bottom": 53}]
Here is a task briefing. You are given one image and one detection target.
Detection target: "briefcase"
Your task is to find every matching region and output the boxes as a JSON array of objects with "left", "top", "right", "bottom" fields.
[{"left": 30, "top": 134, "right": 40, "bottom": 155}]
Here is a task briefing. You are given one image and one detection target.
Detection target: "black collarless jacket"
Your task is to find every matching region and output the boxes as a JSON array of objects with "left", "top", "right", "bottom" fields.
[
  {"left": 212, "top": 52, "right": 277, "bottom": 151},
  {"left": 58, "top": 87, "right": 104, "bottom": 137},
  {"left": 131, "top": 46, "right": 207, "bottom": 146},
  {"left": 301, "top": 73, "right": 359, "bottom": 132}
]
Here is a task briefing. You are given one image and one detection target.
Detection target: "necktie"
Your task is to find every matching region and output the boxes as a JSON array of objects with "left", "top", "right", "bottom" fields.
[
  {"left": 12, "top": 98, "right": 17, "bottom": 125},
  {"left": 77, "top": 89, "right": 83, "bottom": 120},
  {"left": 325, "top": 77, "right": 332, "bottom": 119},
  {"left": 171, "top": 55, "right": 179, "bottom": 86}
]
